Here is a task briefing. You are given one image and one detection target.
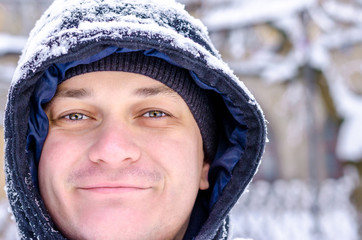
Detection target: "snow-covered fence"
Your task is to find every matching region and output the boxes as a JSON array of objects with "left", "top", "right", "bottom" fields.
[{"left": 230, "top": 169, "right": 359, "bottom": 240}]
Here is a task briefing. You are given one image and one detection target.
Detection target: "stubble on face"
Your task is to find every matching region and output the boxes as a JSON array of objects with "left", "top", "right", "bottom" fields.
[{"left": 67, "top": 164, "right": 163, "bottom": 185}]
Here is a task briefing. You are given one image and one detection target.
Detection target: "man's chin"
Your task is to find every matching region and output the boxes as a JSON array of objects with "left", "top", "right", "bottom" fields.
[
  {"left": 56, "top": 207, "right": 188, "bottom": 240},
  {"left": 58, "top": 214, "right": 156, "bottom": 240}
]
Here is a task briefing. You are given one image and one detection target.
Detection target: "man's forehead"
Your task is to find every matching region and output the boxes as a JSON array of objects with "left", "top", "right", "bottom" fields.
[
  {"left": 53, "top": 76, "right": 180, "bottom": 100},
  {"left": 53, "top": 87, "right": 91, "bottom": 99},
  {"left": 133, "top": 85, "right": 179, "bottom": 98}
]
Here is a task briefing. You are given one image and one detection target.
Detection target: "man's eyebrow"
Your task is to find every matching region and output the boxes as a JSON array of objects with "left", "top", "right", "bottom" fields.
[
  {"left": 53, "top": 88, "right": 92, "bottom": 99},
  {"left": 133, "top": 85, "right": 179, "bottom": 98}
]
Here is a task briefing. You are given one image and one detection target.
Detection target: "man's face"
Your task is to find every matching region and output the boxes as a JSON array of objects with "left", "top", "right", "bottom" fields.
[{"left": 38, "top": 71, "right": 210, "bottom": 240}]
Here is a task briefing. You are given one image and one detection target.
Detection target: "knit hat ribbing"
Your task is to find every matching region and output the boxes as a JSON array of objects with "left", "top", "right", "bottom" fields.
[{"left": 65, "top": 51, "right": 217, "bottom": 161}]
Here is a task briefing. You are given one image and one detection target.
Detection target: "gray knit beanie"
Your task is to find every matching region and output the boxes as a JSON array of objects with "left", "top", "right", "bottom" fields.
[{"left": 64, "top": 51, "right": 217, "bottom": 162}]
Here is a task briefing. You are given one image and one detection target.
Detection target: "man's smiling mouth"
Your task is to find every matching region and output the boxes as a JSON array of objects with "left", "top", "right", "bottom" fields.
[{"left": 78, "top": 185, "right": 152, "bottom": 194}]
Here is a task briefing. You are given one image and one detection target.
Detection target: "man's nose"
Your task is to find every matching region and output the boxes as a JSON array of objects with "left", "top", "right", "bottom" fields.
[{"left": 88, "top": 121, "right": 141, "bottom": 166}]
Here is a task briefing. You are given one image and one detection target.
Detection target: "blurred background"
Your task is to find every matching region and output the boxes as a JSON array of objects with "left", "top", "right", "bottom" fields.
[{"left": 0, "top": 0, "right": 361, "bottom": 239}]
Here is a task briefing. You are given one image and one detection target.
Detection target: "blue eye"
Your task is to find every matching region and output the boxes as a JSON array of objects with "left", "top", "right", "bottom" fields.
[
  {"left": 143, "top": 110, "right": 167, "bottom": 118},
  {"left": 64, "top": 113, "right": 89, "bottom": 120}
]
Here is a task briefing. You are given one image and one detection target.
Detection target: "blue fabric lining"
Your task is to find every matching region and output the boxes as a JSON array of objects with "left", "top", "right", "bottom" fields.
[{"left": 26, "top": 46, "right": 247, "bottom": 207}]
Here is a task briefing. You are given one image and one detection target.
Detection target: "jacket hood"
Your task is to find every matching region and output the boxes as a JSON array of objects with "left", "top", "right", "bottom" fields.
[{"left": 5, "top": 0, "right": 267, "bottom": 239}]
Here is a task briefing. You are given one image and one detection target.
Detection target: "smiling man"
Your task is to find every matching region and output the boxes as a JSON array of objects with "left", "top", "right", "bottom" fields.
[
  {"left": 39, "top": 55, "right": 211, "bottom": 239},
  {"left": 5, "top": 0, "right": 267, "bottom": 239}
]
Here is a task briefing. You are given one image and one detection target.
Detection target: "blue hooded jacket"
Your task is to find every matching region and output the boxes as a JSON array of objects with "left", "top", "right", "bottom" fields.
[{"left": 4, "top": 0, "right": 267, "bottom": 239}]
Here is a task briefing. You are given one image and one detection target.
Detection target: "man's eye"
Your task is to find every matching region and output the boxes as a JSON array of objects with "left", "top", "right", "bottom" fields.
[
  {"left": 143, "top": 110, "right": 167, "bottom": 118},
  {"left": 64, "top": 113, "right": 89, "bottom": 120}
]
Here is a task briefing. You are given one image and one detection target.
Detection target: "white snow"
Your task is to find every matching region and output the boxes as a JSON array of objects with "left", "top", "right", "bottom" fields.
[
  {"left": 323, "top": 1, "right": 362, "bottom": 24},
  {"left": 12, "top": 0, "right": 258, "bottom": 110},
  {"left": 324, "top": 68, "right": 362, "bottom": 161},
  {"left": 202, "top": 0, "right": 362, "bottom": 161},
  {"left": 0, "top": 65, "right": 16, "bottom": 83},
  {"left": 203, "top": 0, "right": 315, "bottom": 31},
  {"left": 308, "top": 6, "right": 335, "bottom": 32},
  {"left": 1, "top": 1, "right": 361, "bottom": 239},
  {"left": 230, "top": 169, "right": 359, "bottom": 240},
  {"left": 0, "top": 200, "right": 19, "bottom": 240},
  {"left": 0, "top": 34, "right": 27, "bottom": 56}
]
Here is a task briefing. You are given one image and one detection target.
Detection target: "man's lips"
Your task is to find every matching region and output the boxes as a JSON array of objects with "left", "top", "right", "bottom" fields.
[{"left": 78, "top": 185, "right": 151, "bottom": 194}]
